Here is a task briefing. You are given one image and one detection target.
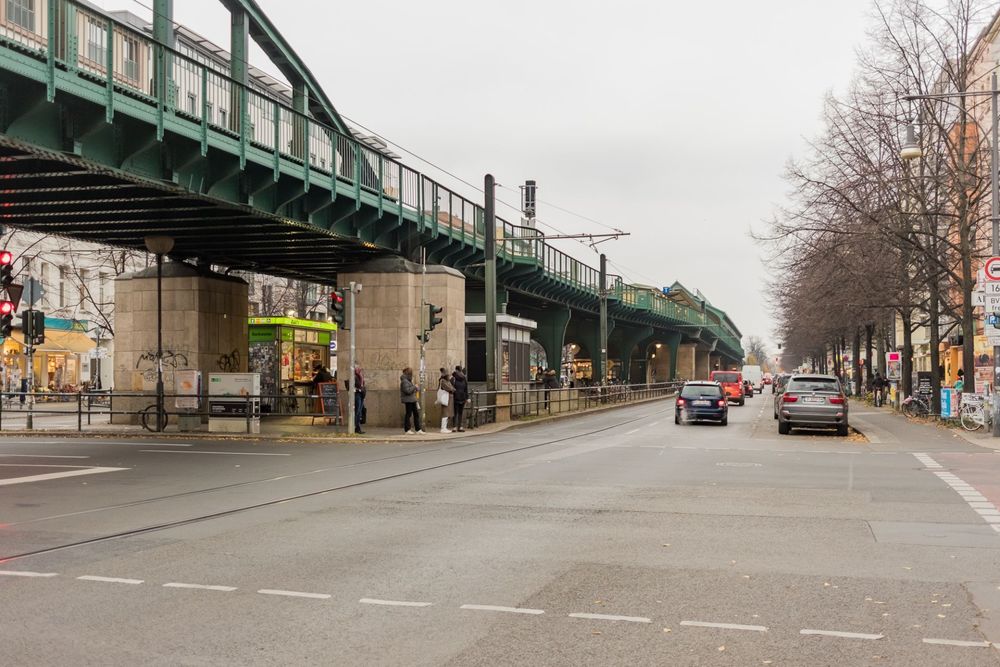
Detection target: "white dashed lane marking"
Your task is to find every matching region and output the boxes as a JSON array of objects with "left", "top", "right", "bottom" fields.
[
  {"left": 922, "top": 638, "right": 993, "bottom": 648},
  {"left": 569, "top": 613, "right": 651, "bottom": 623},
  {"left": 140, "top": 450, "right": 290, "bottom": 456},
  {"left": 162, "top": 582, "right": 237, "bottom": 592},
  {"left": 0, "top": 454, "right": 90, "bottom": 459},
  {"left": 460, "top": 604, "right": 544, "bottom": 615},
  {"left": 625, "top": 429, "right": 640, "bottom": 435},
  {"left": 800, "top": 629, "right": 884, "bottom": 640},
  {"left": 0, "top": 465, "right": 128, "bottom": 486},
  {"left": 360, "top": 598, "right": 433, "bottom": 608},
  {"left": 680, "top": 620, "right": 768, "bottom": 632},
  {"left": 77, "top": 575, "right": 143, "bottom": 585},
  {"left": 257, "top": 589, "right": 330, "bottom": 600},
  {"left": 0, "top": 570, "right": 57, "bottom": 577}
]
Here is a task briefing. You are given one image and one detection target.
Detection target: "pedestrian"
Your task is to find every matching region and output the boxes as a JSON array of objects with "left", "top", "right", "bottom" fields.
[
  {"left": 954, "top": 368, "right": 965, "bottom": 396},
  {"left": 452, "top": 365, "right": 468, "bottom": 432},
  {"left": 354, "top": 365, "right": 366, "bottom": 434},
  {"left": 872, "top": 372, "right": 884, "bottom": 407},
  {"left": 400, "top": 367, "right": 424, "bottom": 434},
  {"left": 543, "top": 367, "right": 560, "bottom": 409},
  {"left": 436, "top": 367, "right": 455, "bottom": 433},
  {"left": 310, "top": 363, "right": 332, "bottom": 394}
]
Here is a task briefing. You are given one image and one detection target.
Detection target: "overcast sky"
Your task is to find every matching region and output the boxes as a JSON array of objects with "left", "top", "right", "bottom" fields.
[{"left": 103, "top": 0, "right": 874, "bottom": 354}]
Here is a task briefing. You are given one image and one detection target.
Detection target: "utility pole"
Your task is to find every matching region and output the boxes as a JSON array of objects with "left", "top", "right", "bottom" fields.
[
  {"left": 599, "top": 253, "right": 608, "bottom": 386},
  {"left": 347, "top": 281, "right": 359, "bottom": 435},
  {"left": 419, "top": 248, "right": 428, "bottom": 424},
  {"left": 991, "top": 72, "right": 1000, "bottom": 437},
  {"left": 25, "top": 280, "right": 33, "bottom": 430},
  {"left": 485, "top": 174, "right": 497, "bottom": 393}
]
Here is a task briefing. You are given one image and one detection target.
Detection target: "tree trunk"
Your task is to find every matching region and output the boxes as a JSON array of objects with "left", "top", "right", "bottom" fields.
[
  {"left": 929, "top": 288, "right": 941, "bottom": 416},
  {"left": 853, "top": 328, "right": 862, "bottom": 396},
  {"left": 865, "top": 324, "right": 874, "bottom": 388},
  {"left": 901, "top": 310, "right": 913, "bottom": 398},
  {"left": 961, "top": 293, "right": 976, "bottom": 394}
]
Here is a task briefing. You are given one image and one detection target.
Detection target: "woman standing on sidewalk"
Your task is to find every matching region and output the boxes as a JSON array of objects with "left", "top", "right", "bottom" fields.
[
  {"left": 437, "top": 368, "right": 455, "bottom": 433},
  {"left": 452, "top": 366, "right": 468, "bottom": 432}
]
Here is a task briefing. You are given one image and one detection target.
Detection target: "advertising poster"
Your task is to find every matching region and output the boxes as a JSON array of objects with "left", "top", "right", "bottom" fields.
[{"left": 974, "top": 335, "right": 993, "bottom": 391}]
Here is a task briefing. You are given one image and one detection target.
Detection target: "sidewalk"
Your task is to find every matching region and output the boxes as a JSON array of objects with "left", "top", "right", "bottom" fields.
[
  {"left": 850, "top": 404, "right": 999, "bottom": 452},
  {"left": 0, "top": 392, "right": 675, "bottom": 443}
]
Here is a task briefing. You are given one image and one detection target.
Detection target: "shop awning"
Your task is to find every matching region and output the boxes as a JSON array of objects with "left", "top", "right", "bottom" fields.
[{"left": 8, "top": 330, "right": 95, "bottom": 354}]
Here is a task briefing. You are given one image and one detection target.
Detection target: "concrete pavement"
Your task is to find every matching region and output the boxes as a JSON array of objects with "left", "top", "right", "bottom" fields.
[{"left": 1, "top": 394, "right": 998, "bottom": 665}]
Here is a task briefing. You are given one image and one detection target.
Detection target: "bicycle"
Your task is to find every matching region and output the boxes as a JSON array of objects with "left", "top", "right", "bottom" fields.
[
  {"left": 959, "top": 397, "right": 993, "bottom": 432},
  {"left": 901, "top": 395, "right": 929, "bottom": 418},
  {"left": 140, "top": 403, "right": 168, "bottom": 432}
]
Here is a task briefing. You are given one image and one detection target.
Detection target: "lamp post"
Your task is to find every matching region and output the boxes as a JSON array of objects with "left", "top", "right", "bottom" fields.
[
  {"left": 901, "top": 72, "right": 1000, "bottom": 436},
  {"left": 144, "top": 235, "right": 174, "bottom": 432}
]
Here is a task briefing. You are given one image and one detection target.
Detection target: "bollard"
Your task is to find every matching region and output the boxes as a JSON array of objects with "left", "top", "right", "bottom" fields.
[
  {"left": 77, "top": 392, "right": 83, "bottom": 432},
  {"left": 245, "top": 394, "right": 252, "bottom": 434}
]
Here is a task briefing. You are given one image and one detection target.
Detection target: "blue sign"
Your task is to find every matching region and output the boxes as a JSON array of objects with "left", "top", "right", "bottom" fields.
[
  {"left": 662, "top": 287, "right": 671, "bottom": 295},
  {"left": 988, "top": 314, "right": 1000, "bottom": 326}
]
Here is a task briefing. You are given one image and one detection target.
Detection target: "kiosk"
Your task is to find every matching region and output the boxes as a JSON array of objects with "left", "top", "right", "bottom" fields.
[{"left": 248, "top": 317, "right": 337, "bottom": 413}]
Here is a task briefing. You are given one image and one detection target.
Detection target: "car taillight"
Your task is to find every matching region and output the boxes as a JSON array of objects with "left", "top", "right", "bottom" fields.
[
  {"left": 782, "top": 394, "right": 798, "bottom": 403},
  {"left": 677, "top": 398, "right": 685, "bottom": 406},
  {"left": 717, "top": 400, "right": 726, "bottom": 407},
  {"left": 829, "top": 396, "right": 845, "bottom": 404}
]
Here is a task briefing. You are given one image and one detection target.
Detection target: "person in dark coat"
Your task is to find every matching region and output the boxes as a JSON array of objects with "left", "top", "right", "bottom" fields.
[
  {"left": 543, "top": 368, "right": 560, "bottom": 409},
  {"left": 452, "top": 366, "right": 469, "bottom": 432},
  {"left": 400, "top": 367, "right": 424, "bottom": 434},
  {"left": 310, "top": 364, "right": 333, "bottom": 394}
]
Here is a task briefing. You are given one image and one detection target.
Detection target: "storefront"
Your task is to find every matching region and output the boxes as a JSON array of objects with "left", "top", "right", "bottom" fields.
[
  {"left": 247, "top": 317, "right": 337, "bottom": 411},
  {"left": 1, "top": 318, "right": 96, "bottom": 392}
]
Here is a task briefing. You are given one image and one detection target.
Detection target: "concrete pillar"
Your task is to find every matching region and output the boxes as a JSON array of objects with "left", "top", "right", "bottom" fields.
[
  {"left": 532, "top": 306, "right": 571, "bottom": 374},
  {"left": 336, "top": 257, "right": 465, "bottom": 428},
  {"left": 610, "top": 325, "right": 653, "bottom": 384},
  {"left": 695, "top": 349, "right": 710, "bottom": 380},
  {"left": 710, "top": 354, "right": 722, "bottom": 373},
  {"left": 113, "top": 262, "right": 248, "bottom": 424},
  {"left": 677, "top": 343, "right": 697, "bottom": 380},
  {"left": 648, "top": 345, "right": 671, "bottom": 383}
]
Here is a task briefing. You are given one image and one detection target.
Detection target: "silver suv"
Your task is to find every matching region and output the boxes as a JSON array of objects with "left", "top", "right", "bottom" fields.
[{"left": 776, "top": 374, "right": 849, "bottom": 436}]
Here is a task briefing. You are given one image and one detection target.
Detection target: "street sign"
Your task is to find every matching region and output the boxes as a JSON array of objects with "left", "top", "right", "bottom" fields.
[
  {"left": 24, "top": 277, "right": 43, "bottom": 306},
  {"left": 987, "top": 294, "right": 1000, "bottom": 311},
  {"left": 985, "top": 256, "right": 1000, "bottom": 280},
  {"left": 975, "top": 290, "right": 986, "bottom": 308}
]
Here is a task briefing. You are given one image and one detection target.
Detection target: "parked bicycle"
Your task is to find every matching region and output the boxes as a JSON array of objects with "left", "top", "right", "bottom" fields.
[
  {"left": 901, "top": 395, "right": 930, "bottom": 418},
  {"left": 959, "top": 395, "right": 993, "bottom": 432}
]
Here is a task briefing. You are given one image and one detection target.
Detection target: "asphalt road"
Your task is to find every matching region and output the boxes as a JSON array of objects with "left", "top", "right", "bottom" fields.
[{"left": 1, "top": 393, "right": 999, "bottom": 666}]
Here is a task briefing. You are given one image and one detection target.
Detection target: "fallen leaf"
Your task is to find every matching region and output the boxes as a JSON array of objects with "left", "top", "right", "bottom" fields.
[
  {"left": 592, "top": 631, "right": 601, "bottom": 636},
  {"left": 662, "top": 543, "right": 671, "bottom": 547}
]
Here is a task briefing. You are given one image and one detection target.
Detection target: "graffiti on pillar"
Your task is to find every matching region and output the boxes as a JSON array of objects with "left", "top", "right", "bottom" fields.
[
  {"left": 217, "top": 349, "right": 241, "bottom": 372},
  {"left": 135, "top": 350, "right": 190, "bottom": 382}
]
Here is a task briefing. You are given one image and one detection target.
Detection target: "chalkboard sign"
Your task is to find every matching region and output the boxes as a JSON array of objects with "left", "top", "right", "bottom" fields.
[{"left": 317, "top": 382, "right": 340, "bottom": 424}]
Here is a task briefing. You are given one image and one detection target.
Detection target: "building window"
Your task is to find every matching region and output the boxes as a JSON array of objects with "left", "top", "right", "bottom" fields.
[
  {"left": 187, "top": 93, "right": 197, "bottom": 115},
  {"left": 205, "top": 102, "right": 213, "bottom": 124},
  {"left": 122, "top": 35, "right": 139, "bottom": 81},
  {"left": 86, "top": 17, "right": 106, "bottom": 65},
  {"left": 58, "top": 266, "right": 67, "bottom": 308},
  {"left": 6, "top": 0, "right": 35, "bottom": 32},
  {"left": 219, "top": 108, "right": 228, "bottom": 128},
  {"left": 98, "top": 273, "right": 108, "bottom": 307}
]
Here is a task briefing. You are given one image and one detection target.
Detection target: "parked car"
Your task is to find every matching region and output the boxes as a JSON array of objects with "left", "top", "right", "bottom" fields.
[
  {"left": 772, "top": 373, "right": 791, "bottom": 395},
  {"left": 743, "top": 380, "right": 754, "bottom": 398},
  {"left": 675, "top": 381, "right": 728, "bottom": 426},
  {"left": 741, "top": 364, "right": 764, "bottom": 393},
  {"left": 763, "top": 373, "right": 773, "bottom": 386},
  {"left": 710, "top": 370, "right": 744, "bottom": 406},
  {"left": 776, "top": 374, "right": 849, "bottom": 436}
]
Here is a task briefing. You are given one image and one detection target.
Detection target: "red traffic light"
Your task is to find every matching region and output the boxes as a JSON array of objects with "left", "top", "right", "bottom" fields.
[
  {"left": 0, "top": 300, "right": 13, "bottom": 315},
  {"left": 0, "top": 250, "right": 11, "bottom": 266},
  {"left": 331, "top": 292, "right": 343, "bottom": 304}
]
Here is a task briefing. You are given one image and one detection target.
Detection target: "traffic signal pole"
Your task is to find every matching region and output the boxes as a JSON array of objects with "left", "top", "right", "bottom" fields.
[
  {"left": 25, "top": 280, "right": 34, "bottom": 431},
  {"left": 347, "top": 283, "right": 356, "bottom": 435}
]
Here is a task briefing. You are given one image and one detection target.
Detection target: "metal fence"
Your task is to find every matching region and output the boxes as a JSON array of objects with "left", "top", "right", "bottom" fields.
[{"left": 465, "top": 382, "right": 684, "bottom": 430}]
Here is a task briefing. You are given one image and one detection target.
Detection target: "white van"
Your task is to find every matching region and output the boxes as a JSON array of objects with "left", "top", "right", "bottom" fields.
[{"left": 741, "top": 365, "right": 764, "bottom": 393}]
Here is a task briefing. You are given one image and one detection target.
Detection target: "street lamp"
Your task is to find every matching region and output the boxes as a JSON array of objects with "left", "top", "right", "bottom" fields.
[
  {"left": 144, "top": 235, "right": 174, "bottom": 432},
  {"left": 901, "top": 72, "right": 1000, "bottom": 436}
]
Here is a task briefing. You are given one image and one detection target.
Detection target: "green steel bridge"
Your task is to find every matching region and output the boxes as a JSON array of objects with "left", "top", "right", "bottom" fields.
[{"left": 0, "top": 0, "right": 743, "bottom": 376}]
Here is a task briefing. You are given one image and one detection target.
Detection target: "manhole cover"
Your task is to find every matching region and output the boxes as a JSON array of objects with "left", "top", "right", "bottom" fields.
[{"left": 716, "top": 462, "right": 762, "bottom": 468}]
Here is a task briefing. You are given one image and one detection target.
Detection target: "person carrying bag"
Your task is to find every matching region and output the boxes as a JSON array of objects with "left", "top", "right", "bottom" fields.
[{"left": 437, "top": 367, "right": 455, "bottom": 433}]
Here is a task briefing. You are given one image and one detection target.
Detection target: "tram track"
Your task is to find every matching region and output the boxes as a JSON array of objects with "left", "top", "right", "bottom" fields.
[{"left": 2, "top": 403, "right": 670, "bottom": 563}]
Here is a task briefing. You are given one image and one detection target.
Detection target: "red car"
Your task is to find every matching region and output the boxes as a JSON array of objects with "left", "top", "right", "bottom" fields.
[{"left": 710, "top": 370, "right": 745, "bottom": 406}]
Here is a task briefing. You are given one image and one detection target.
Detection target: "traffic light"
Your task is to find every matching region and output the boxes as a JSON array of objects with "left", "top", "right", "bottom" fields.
[
  {"left": 0, "top": 249, "right": 12, "bottom": 290},
  {"left": 31, "top": 310, "right": 44, "bottom": 344},
  {"left": 427, "top": 304, "right": 443, "bottom": 332},
  {"left": 330, "top": 290, "right": 345, "bottom": 328},
  {"left": 0, "top": 300, "right": 12, "bottom": 338}
]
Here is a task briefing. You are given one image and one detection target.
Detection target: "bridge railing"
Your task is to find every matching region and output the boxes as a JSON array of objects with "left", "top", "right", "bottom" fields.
[{"left": 0, "top": 0, "right": 725, "bottom": 332}]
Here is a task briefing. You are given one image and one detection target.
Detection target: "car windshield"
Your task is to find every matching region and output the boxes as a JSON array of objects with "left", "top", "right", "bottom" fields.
[
  {"left": 713, "top": 373, "right": 738, "bottom": 383},
  {"left": 787, "top": 378, "right": 840, "bottom": 393},
  {"left": 681, "top": 385, "right": 722, "bottom": 399}
]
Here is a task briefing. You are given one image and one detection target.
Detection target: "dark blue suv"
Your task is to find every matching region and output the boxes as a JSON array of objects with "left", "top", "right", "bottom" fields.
[{"left": 675, "top": 381, "right": 728, "bottom": 426}]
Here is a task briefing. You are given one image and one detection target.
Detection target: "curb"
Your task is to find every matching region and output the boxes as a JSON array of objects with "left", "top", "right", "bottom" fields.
[{"left": 0, "top": 393, "right": 678, "bottom": 444}]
